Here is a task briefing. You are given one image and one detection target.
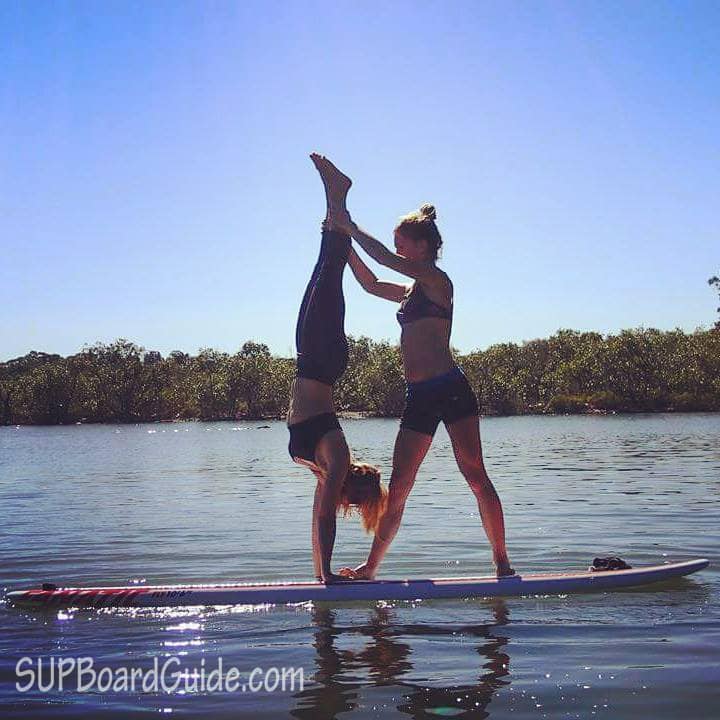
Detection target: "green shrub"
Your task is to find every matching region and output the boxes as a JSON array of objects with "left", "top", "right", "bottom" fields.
[
  {"left": 545, "top": 394, "right": 587, "bottom": 414},
  {"left": 587, "top": 390, "right": 624, "bottom": 411},
  {"left": 669, "top": 392, "right": 719, "bottom": 412}
]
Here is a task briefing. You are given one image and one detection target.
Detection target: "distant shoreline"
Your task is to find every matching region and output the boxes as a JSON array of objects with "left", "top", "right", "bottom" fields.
[
  {"left": 3, "top": 408, "right": 720, "bottom": 429},
  {"left": 2, "top": 329, "right": 719, "bottom": 425}
]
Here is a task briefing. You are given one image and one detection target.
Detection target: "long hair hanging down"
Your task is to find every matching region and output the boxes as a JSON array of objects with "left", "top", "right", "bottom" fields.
[{"left": 338, "top": 463, "right": 388, "bottom": 534}]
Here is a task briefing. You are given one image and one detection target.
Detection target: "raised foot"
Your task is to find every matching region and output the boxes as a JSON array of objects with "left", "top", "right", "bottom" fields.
[{"left": 310, "top": 152, "right": 352, "bottom": 217}]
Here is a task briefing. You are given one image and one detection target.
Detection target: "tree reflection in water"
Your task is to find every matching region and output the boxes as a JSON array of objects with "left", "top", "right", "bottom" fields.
[{"left": 292, "top": 599, "right": 511, "bottom": 719}]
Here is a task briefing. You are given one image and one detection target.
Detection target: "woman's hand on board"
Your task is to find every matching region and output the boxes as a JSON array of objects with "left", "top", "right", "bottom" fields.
[
  {"left": 321, "top": 570, "right": 358, "bottom": 584},
  {"left": 339, "top": 563, "right": 375, "bottom": 581}
]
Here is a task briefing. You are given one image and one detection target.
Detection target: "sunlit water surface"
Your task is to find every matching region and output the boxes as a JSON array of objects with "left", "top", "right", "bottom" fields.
[{"left": 1, "top": 414, "right": 719, "bottom": 718}]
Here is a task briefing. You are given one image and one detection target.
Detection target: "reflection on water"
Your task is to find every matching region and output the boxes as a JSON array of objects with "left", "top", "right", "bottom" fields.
[
  {"left": 292, "top": 601, "right": 511, "bottom": 720},
  {"left": 0, "top": 414, "right": 719, "bottom": 718}
]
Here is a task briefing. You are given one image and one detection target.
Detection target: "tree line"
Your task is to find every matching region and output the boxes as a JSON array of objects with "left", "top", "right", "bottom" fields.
[{"left": 1, "top": 327, "right": 719, "bottom": 425}]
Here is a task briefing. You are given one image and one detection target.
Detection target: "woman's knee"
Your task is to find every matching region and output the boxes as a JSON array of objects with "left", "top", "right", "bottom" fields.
[
  {"left": 456, "top": 454, "right": 487, "bottom": 480},
  {"left": 387, "top": 469, "right": 418, "bottom": 502},
  {"left": 379, "top": 497, "right": 407, "bottom": 530},
  {"left": 466, "top": 472, "right": 500, "bottom": 502},
  {"left": 460, "top": 460, "right": 497, "bottom": 493}
]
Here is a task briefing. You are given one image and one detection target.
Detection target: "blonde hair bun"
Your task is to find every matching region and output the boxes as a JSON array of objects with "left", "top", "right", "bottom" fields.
[
  {"left": 420, "top": 203, "right": 437, "bottom": 221},
  {"left": 395, "top": 203, "right": 443, "bottom": 260}
]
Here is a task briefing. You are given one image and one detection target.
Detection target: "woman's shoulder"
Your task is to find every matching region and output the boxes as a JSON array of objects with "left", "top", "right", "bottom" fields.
[
  {"left": 416, "top": 269, "right": 452, "bottom": 308},
  {"left": 427, "top": 267, "right": 452, "bottom": 294}
]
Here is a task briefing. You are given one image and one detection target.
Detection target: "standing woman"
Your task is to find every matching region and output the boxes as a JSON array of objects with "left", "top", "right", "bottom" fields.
[
  {"left": 335, "top": 196, "right": 514, "bottom": 579},
  {"left": 287, "top": 154, "right": 387, "bottom": 584}
]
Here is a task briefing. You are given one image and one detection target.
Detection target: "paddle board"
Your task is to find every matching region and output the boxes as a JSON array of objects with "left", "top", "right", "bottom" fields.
[{"left": 5, "top": 559, "right": 707, "bottom": 609}]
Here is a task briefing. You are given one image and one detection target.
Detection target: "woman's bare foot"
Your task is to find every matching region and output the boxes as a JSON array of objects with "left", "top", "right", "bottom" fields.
[
  {"left": 339, "top": 562, "right": 375, "bottom": 580},
  {"left": 495, "top": 557, "right": 516, "bottom": 578},
  {"left": 310, "top": 152, "right": 352, "bottom": 221}
]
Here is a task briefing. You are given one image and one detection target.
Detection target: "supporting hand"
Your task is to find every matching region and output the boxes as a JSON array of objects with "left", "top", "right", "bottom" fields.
[
  {"left": 321, "top": 571, "right": 358, "bottom": 584},
  {"left": 328, "top": 207, "right": 354, "bottom": 235}
]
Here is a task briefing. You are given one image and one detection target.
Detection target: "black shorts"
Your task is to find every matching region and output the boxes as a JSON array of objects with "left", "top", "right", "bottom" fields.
[
  {"left": 400, "top": 366, "right": 479, "bottom": 437},
  {"left": 288, "top": 412, "right": 341, "bottom": 463}
]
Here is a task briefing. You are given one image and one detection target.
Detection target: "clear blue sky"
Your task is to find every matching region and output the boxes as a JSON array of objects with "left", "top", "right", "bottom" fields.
[{"left": 1, "top": 0, "right": 718, "bottom": 361}]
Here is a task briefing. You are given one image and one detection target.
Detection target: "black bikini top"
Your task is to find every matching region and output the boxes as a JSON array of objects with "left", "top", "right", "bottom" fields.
[{"left": 396, "top": 283, "right": 452, "bottom": 326}]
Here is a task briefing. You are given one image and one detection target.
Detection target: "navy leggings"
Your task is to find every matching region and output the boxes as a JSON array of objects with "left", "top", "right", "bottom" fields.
[{"left": 295, "top": 229, "right": 351, "bottom": 386}]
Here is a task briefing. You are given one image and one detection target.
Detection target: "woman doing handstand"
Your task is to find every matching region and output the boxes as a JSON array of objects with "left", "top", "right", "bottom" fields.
[{"left": 287, "top": 153, "right": 387, "bottom": 584}]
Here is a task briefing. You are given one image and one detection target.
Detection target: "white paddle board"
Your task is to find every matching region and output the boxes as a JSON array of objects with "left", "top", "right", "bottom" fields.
[{"left": 5, "top": 559, "right": 708, "bottom": 609}]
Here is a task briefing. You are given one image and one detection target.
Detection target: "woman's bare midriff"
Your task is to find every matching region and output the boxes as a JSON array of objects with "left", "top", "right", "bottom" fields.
[
  {"left": 400, "top": 318, "right": 455, "bottom": 383},
  {"left": 287, "top": 378, "right": 335, "bottom": 425}
]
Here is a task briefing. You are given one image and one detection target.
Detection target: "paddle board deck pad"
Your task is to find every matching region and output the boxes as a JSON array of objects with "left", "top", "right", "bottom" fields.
[{"left": 5, "top": 559, "right": 708, "bottom": 609}]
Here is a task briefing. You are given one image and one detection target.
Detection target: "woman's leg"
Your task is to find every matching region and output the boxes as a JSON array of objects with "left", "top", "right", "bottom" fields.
[
  {"left": 295, "top": 155, "right": 353, "bottom": 386},
  {"left": 445, "top": 415, "right": 514, "bottom": 577},
  {"left": 295, "top": 229, "right": 351, "bottom": 385},
  {"left": 350, "top": 428, "right": 433, "bottom": 579}
]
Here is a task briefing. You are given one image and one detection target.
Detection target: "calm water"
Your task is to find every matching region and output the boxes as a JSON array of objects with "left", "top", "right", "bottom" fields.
[{"left": 1, "top": 414, "right": 719, "bottom": 718}]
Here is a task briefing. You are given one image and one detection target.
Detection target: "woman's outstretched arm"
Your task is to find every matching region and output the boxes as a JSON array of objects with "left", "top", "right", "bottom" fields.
[
  {"left": 312, "top": 431, "right": 353, "bottom": 583},
  {"left": 340, "top": 218, "right": 439, "bottom": 282},
  {"left": 348, "top": 248, "right": 408, "bottom": 303}
]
